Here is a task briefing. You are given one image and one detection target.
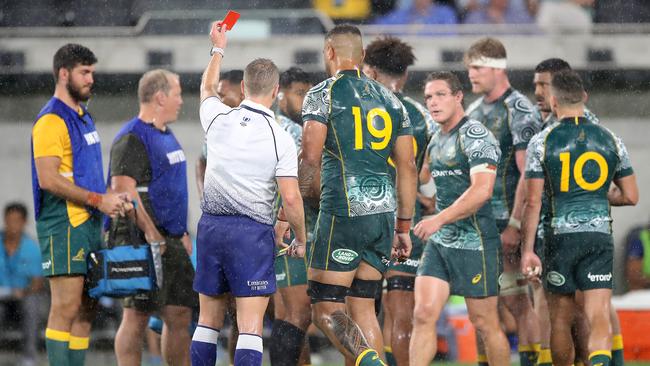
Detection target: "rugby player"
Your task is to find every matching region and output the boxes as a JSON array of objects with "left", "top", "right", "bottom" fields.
[
  {"left": 191, "top": 22, "right": 307, "bottom": 366},
  {"left": 31, "top": 44, "right": 131, "bottom": 366},
  {"left": 532, "top": 58, "right": 626, "bottom": 366},
  {"left": 464, "top": 37, "right": 541, "bottom": 366},
  {"left": 299, "top": 24, "right": 417, "bottom": 366},
  {"left": 270, "top": 66, "right": 315, "bottom": 366},
  {"left": 521, "top": 70, "right": 638, "bottom": 366},
  {"left": 362, "top": 36, "right": 435, "bottom": 366},
  {"left": 410, "top": 71, "right": 510, "bottom": 366}
]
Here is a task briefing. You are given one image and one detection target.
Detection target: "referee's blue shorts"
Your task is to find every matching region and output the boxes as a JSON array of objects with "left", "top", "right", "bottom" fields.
[{"left": 194, "top": 213, "right": 276, "bottom": 297}]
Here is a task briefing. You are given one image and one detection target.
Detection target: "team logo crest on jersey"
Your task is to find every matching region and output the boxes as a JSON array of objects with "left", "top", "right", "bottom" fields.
[
  {"left": 547, "top": 271, "right": 566, "bottom": 286},
  {"left": 472, "top": 274, "right": 482, "bottom": 284},
  {"left": 72, "top": 248, "right": 85, "bottom": 261},
  {"left": 331, "top": 249, "right": 358, "bottom": 265},
  {"left": 241, "top": 116, "right": 250, "bottom": 126},
  {"left": 42, "top": 260, "right": 52, "bottom": 270}
]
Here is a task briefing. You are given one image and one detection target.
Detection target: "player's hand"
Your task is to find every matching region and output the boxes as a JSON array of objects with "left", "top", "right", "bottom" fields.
[
  {"left": 288, "top": 239, "right": 306, "bottom": 258},
  {"left": 520, "top": 251, "right": 542, "bottom": 283},
  {"left": 273, "top": 220, "right": 291, "bottom": 249},
  {"left": 413, "top": 215, "right": 443, "bottom": 241},
  {"left": 417, "top": 193, "right": 436, "bottom": 215},
  {"left": 500, "top": 225, "right": 521, "bottom": 255},
  {"left": 99, "top": 191, "right": 131, "bottom": 218},
  {"left": 181, "top": 233, "right": 192, "bottom": 256},
  {"left": 210, "top": 21, "right": 228, "bottom": 49},
  {"left": 391, "top": 232, "right": 412, "bottom": 262}
]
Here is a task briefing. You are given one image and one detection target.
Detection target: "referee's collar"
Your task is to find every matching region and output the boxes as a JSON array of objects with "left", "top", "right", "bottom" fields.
[{"left": 240, "top": 100, "right": 275, "bottom": 120}]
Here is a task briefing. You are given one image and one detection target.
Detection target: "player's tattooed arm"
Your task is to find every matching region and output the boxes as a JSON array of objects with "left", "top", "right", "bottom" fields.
[{"left": 299, "top": 121, "right": 327, "bottom": 201}]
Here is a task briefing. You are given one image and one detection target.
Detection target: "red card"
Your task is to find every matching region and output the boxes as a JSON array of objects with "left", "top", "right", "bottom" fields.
[{"left": 222, "top": 10, "right": 240, "bottom": 31}]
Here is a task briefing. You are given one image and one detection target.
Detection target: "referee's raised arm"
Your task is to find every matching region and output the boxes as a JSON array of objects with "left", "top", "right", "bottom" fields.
[{"left": 200, "top": 21, "right": 227, "bottom": 102}]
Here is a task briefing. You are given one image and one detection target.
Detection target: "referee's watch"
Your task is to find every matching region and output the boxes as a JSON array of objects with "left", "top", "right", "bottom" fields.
[{"left": 210, "top": 46, "right": 224, "bottom": 57}]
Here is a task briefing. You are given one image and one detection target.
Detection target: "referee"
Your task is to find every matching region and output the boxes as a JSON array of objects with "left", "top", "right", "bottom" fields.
[{"left": 190, "top": 21, "right": 307, "bottom": 366}]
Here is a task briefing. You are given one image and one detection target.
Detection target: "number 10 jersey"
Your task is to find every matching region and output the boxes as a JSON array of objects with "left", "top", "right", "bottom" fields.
[{"left": 525, "top": 116, "right": 634, "bottom": 235}]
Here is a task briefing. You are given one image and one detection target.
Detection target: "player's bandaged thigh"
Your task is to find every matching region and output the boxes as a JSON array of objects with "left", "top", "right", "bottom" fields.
[
  {"left": 499, "top": 271, "right": 529, "bottom": 296},
  {"left": 386, "top": 275, "right": 415, "bottom": 292},
  {"left": 347, "top": 278, "right": 382, "bottom": 299},
  {"left": 308, "top": 280, "right": 348, "bottom": 304}
]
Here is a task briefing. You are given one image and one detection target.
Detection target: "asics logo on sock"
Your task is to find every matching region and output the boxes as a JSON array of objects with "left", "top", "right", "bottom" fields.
[{"left": 587, "top": 272, "right": 612, "bottom": 282}]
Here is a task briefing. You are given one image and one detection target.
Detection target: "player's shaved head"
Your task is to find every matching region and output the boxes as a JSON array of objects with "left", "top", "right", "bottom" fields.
[{"left": 325, "top": 25, "right": 364, "bottom": 63}]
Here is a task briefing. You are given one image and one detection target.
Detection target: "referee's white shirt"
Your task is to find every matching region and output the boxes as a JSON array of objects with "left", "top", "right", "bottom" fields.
[{"left": 200, "top": 97, "right": 298, "bottom": 225}]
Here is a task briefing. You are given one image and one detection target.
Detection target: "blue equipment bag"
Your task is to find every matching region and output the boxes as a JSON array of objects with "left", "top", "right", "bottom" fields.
[{"left": 87, "top": 209, "right": 156, "bottom": 298}]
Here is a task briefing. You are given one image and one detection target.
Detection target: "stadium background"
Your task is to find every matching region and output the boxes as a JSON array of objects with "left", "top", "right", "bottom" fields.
[{"left": 1, "top": 0, "right": 649, "bottom": 364}]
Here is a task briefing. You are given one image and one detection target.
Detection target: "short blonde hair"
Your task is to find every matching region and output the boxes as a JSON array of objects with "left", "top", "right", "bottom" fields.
[
  {"left": 138, "top": 69, "right": 178, "bottom": 103},
  {"left": 244, "top": 59, "right": 279, "bottom": 97}
]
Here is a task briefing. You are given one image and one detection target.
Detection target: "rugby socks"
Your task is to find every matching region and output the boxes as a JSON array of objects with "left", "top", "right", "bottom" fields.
[
  {"left": 235, "top": 333, "right": 264, "bottom": 366},
  {"left": 537, "top": 347, "right": 553, "bottom": 366},
  {"left": 518, "top": 344, "right": 540, "bottom": 366},
  {"left": 589, "top": 350, "right": 612, "bottom": 366},
  {"left": 191, "top": 325, "right": 220, "bottom": 366},
  {"left": 384, "top": 346, "right": 397, "bottom": 366},
  {"left": 477, "top": 353, "right": 489, "bottom": 366},
  {"left": 45, "top": 328, "right": 70, "bottom": 366},
  {"left": 69, "top": 335, "right": 90, "bottom": 366},
  {"left": 356, "top": 349, "right": 385, "bottom": 366},
  {"left": 270, "top": 320, "right": 306, "bottom": 366},
  {"left": 612, "top": 334, "right": 625, "bottom": 366}
]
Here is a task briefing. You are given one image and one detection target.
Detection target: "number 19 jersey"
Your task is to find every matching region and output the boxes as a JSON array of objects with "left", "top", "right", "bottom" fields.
[{"left": 302, "top": 69, "right": 413, "bottom": 217}]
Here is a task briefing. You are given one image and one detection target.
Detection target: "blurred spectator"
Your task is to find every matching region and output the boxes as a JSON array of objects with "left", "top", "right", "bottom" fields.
[
  {"left": 534, "top": 0, "right": 593, "bottom": 33},
  {"left": 0, "top": 202, "right": 45, "bottom": 366},
  {"left": 464, "top": 0, "right": 534, "bottom": 24},
  {"left": 313, "top": 0, "right": 372, "bottom": 22},
  {"left": 595, "top": 0, "right": 650, "bottom": 23},
  {"left": 625, "top": 223, "right": 650, "bottom": 291},
  {"left": 373, "top": 0, "right": 458, "bottom": 26}
]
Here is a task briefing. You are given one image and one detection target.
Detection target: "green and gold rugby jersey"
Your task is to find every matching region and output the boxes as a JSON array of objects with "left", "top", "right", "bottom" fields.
[
  {"left": 277, "top": 113, "right": 303, "bottom": 147},
  {"left": 428, "top": 117, "right": 501, "bottom": 250},
  {"left": 274, "top": 112, "right": 318, "bottom": 242},
  {"left": 466, "top": 88, "right": 541, "bottom": 223},
  {"left": 391, "top": 93, "right": 435, "bottom": 223},
  {"left": 525, "top": 116, "right": 634, "bottom": 235},
  {"left": 532, "top": 106, "right": 599, "bottom": 238},
  {"left": 302, "top": 69, "right": 412, "bottom": 217}
]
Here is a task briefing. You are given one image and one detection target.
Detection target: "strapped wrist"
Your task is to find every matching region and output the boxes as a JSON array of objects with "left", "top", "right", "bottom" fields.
[
  {"left": 210, "top": 46, "right": 224, "bottom": 57},
  {"left": 395, "top": 217, "right": 412, "bottom": 234},
  {"left": 86, "top": 192, "right": 102, "bottom": 208},
  {"left": 508, "top": 217, "right": 521, "bottom": 230}
]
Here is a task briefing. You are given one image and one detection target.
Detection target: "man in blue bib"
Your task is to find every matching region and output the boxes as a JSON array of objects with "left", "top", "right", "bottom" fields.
[{"left": 108, "top": 69, "right": 197, "bottom": 366}]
